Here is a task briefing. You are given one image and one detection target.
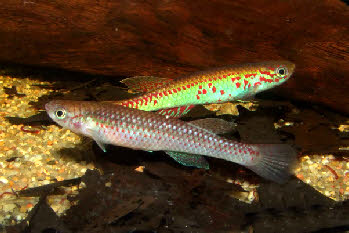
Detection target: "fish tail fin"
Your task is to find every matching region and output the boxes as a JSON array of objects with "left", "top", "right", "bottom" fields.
[{"left": 245, "top": 144, "right": 297, "bottom": 184}]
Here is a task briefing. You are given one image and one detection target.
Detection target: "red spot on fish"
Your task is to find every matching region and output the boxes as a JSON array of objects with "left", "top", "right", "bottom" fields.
[
  {"left": 182, "top": 86, "right": 186, "bottom": 90},
  {"left": 209, "top": 78, "right": 212, "bottom": 81},
  {"left": 164, "top": 91, "right": 168, "bottom": 96},
  {"left": 244, "top": 80, "right": 249, "bottom": 85},
  {"left": 168, "top": 90, "right": 172, "bottom": 94},
  {"left": 122, "top": 129, "right": 125, "bottom": 133},
  {"left": 220, "top": 90, "right": 225, "bottom": 95},
  {"left": 130, "top": 136, "right": 133, "bottom": 139},
  {"left": 236, "top": 77, "right": 241, "bottom": 80},
  {"left": 202, "top": 89, "right": 207, "bottom": 94},
  {"left": 231, "top": 78, "right": 235, "bottom": 82},
  {"left": 223, "top": 75, "right": 226, "bottom": 78},
  {"left": 187, "top": 84, "right": 191, "bottom": 88},
  {"left": 159, "top": 93, "right": 163, "bottom": 97},
  {"left": 245, "top": 74, "right": 256, "bottom": 79},
  {"left": 275, "top": 79, "right": 279, "bottom": 82},
  {"left": 199, "top": 85, "right": 202, "bottom": 89},
  {"left": 96, "top": 122, "right": 99, "bottom": 126},
  {"left": 254, "top": 82, "right": 261, "bottom": 86},
  {"left": 260, "top": 71, "right": 271, "bottom": 75},
  {"left": 239, "top": 149, "right": 242, "bottom": 153},
  {"left": 212, "top": 86, "right": 216, "bottom": 93},
  {"left": 236, "top": 83, "right": 241, "bottom": 88},
  {"left": 191, "top": 83, "right": 194, "bottom": 86},
  {"left": 177, "top": 87, "right": 181, "bottom": 91},
  {"left": 213, "top": 77, "right": 217, "bottom": 81},
  {"left": 198, "top": 90, "right": 202, "bottom": 94},
  {"left": 208, "top": 83, "right": 212, "bottom": 88},
  {"left": 248, "top": 84, "right": 251, "bottom": 88},
  {"left": 196, "top": 95, "right": 200, "bottom": 100}
]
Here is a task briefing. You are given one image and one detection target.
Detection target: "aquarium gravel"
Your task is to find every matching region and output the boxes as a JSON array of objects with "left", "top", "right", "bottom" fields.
[{"left": 0, "top": 75, "right": 95, "bottom": 225}]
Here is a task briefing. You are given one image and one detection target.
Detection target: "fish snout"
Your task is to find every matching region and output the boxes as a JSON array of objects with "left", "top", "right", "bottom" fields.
[{"left": 45, "top": 102, "right": 52, "bottom": 112}]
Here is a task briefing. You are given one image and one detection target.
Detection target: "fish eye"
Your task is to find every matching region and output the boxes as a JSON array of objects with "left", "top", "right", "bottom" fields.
[
  {"left": 276, "top": 67, "right": 288, "bottom": 77},
  {"left": 55, "top": 109, "right": 66, "bottom": 119}
]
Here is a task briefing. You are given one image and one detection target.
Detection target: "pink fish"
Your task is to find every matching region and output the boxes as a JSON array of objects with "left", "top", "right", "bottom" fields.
[{"left": 45, "top": 100, "right": 296, "bottom": 183}]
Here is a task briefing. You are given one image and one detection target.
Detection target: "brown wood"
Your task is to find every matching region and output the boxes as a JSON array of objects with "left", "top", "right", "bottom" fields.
[{"left": 0, "top": 0, "right": 348, "bottom": 113}]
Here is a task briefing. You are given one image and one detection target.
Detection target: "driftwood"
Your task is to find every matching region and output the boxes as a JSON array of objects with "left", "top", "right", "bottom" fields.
[{"left": 0, "top": 0, "right": 348, "bottom": 113}]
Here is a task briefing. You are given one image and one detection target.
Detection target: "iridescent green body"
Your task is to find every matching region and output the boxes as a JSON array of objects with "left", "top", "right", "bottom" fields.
[{"left": 114, "top": 61, "right": 295, "bottom": 112}]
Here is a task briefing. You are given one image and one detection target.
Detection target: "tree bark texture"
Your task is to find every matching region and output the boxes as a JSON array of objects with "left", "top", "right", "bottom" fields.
[{"left": 0, "top": 0, "right": 348, "bottom": 113}]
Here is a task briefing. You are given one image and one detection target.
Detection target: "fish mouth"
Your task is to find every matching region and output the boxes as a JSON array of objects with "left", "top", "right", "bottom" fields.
[
  {"left": 45, "top": 102, "right": 52, "bottom": 112},
  {"left": 285, "top": 61, "right": 296, "bottom": 75}
]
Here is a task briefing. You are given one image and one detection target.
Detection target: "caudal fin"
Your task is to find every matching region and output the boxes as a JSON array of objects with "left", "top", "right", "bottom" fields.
[{"left": 246, "top": 144, "right": 297, "bottom": 184}]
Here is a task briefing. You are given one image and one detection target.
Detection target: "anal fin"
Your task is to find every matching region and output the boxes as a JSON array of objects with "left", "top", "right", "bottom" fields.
[
  {"left": 165, "top": 151, "right": 209, "bottom": 169},
  {"left": 189, "top": 118, "right": 236, "bottom": 134}
]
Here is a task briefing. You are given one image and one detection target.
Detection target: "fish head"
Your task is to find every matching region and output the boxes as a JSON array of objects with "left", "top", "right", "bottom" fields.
[
  {"left": 248, "top": 61, "right": 295, "bottom": 93},
  {"left": 45, "top": 100, "right": 87, "bottom": 135}
]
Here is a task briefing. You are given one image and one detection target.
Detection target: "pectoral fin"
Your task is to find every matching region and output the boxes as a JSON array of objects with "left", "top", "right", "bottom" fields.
[
  {"left": 121, "top": 76, "right": 173, "bottom": 93},
  {"left": 239, "top": 85, "right": 259, "bottom": 100},
  {"left": 165, "top": 151, "right": 209, "bottom": 169},
  {"left": 95, "top": 140, "right": 107, "bottom": 152},
  {"left": 85, "top": 126, "right": 107, "bottom": 152}
]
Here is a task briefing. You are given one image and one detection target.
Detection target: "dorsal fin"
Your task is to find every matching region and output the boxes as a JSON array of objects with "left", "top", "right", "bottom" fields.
[
  {"left": 188, "top": 118, "right": 236, "bottom": 134},
  {"left": 156, "top": 105, "right": 196, "bottom": 118},
  {"left": 120, "top": 76, "right": 173, "bottom": 93}
]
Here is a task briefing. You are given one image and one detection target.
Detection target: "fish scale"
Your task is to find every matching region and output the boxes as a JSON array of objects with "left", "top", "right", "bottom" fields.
[
  {"left": 46, "top": 100, "right": 297, "bottom": 183},
  {"left": 115, "top": 61, "right": 295, "bottom": 113},
  {"left": 75, "top": 101, "right": 252, "bottom": 163}
]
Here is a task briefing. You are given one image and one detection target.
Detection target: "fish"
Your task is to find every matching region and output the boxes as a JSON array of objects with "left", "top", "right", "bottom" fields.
[
  {"left": 109, "top": 61, "right": 295, "bottom": 117},
  {"left": 45, "top": 100, "right": 297, "bottom": 183}
]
